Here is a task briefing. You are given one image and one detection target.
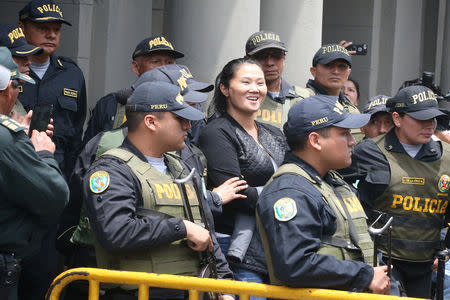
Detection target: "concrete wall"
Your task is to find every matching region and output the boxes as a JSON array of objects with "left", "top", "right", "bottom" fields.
[{"left": 322, "top": 0, "right": 444, "bottom": 107}]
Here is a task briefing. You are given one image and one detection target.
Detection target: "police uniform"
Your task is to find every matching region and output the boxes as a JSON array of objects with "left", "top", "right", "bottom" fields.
[
  {"left": 255, "top": 78, "right": 310, "bottom": 128},
  {"left": 0, "top": 23, "right": 43, "bottom": 119},
  {"left": 82, "top": 80, "right": 234, "bottom": 298},
  {"left": 342, "top": 86, "right": 450, "bottom": 298},
  {"left": 256, "top": 152, "right": 374, "bottom": 291},
  {"left": 82, "top": 88, "right": 132, "bottom": 145},
  {"left": 19, "top": 54, "right": 86, "bottom": 179},
  {"left": 255, "top": 95, "right": 376, "bottom": 292},
  {"left": 82, "top": 36, "right": 186, "bottom": 145},
  {"left": 0, "top": 114, "right": 68, "bottom": 299}
]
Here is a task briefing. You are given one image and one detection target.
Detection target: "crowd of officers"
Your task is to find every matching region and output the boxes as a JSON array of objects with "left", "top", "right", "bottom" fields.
[{"left": 1, "top": 0, "right": 449, "bottom": 299}]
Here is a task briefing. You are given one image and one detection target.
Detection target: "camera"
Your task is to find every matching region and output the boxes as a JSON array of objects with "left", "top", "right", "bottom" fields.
[{"left": 345, "top": 43, "right": 368, "bottom": 55}]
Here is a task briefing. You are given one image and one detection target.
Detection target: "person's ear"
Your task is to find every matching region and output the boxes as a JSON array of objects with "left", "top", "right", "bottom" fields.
[
  {"left": 308, "top": 132, "right": 322, "bottom": 151},
  {"left": 143, "top": 114, "right": 158, "bottom": 131},
  {"left": 131, "top": 60, "right": 140, "bottom": 76},
  {"left": 310, "top": 66, "right": 316, "bottom": 78},
  {"left": 219, "top": 83, "right": 229, "bottom": 98},
  {"left": 392, "top": 112, "right": 401, "bottom": 127}
]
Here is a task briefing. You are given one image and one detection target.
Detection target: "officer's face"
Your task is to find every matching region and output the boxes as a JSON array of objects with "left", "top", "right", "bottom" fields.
[
  {"left": 310, "top": 60, "right": 351, "bottom": 94},
  {"left": 320, "top": 126, "right": 356, "bottom": 169},
  {"left": 12, "top": 56, "right": 32, "bottom": 75},
  {"left": 132, "top": 52, "right": 176, "bottom": 76},
  {"left": 21, "top": 21, "right": 61, "bottom": 56},
  {"left": 361, "top": 112, "right": 394, "bottom": 139},
  {"left": 251, "top": 48, "right": 285, "bottom": 85},
  {"left": 393, "top": 113, "right": 436, "bottom": 145},
  {"left": 221, "top": 63, "right": 266, "bottom": 116},
  {"left": 342, "top": 80, "right": 358, "bottom": 106},
  {"left": 157, "top": 112, "right": 191, "bottom": 152}
]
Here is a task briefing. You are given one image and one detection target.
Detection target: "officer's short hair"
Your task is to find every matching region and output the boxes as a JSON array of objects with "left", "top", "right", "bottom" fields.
[
  {"left": 126, "top": 111, "right": 164, "bottom": 133},
  {"left": 287, "top": 127, "right": 330, "bottom": 152}
]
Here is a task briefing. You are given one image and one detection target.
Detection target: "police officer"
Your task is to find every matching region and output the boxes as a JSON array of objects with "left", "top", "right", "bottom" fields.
[
  {"left": 0, "top": 23, "right": 42, "bottom": 119},
  {"left": 83, "top": 36, "right": 186, "bottom": 145},
  {"left": 16, "top": 1, "right": 86, "bottom": 297},
  {"left": 256, "top": 95, "right": 391, "bottom": 294},
  {"left": 83, "top": 81, "right": 234, "bottom": 299},
  {"left": 18, "top": 0, "right": 87, "bottom": 179},
  {"left": 343, "top": 85, "right": 450, "bottom": 298},
  {"left": 241, "top": 30, "right": 309, "bottom": 128},
  {"left": 307, "top": 44, "right": 359, "bottom": 113},
  {"left": 360, "top": 95, "right": 394, "bottom": 139},
  {"left": 0, "top": 46, "right": 68, "bottom": 300}
]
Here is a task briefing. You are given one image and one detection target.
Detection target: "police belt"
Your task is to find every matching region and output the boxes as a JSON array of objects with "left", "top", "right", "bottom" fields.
[{"left": 376, "top": 235, "right": 442, "bottom": 250}]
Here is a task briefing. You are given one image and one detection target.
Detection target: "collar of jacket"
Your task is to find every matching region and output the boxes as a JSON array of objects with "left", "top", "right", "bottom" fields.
[
  {"left": 306, "top": 79, "right": 353, "bottom": 105},
  {"left": 383, "top": 128, "right": 442, "bottom": 160},
  {"left": 283, "top": 151, "right": 344, "bottom": 187},
  {"left": 267, "top": 78, "right": 300, "bottom": 104}
]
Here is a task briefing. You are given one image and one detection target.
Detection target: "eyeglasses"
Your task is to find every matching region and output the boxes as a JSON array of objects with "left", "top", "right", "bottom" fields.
[
  {"left": 324, "top": 62, "right": 350, "bottom": 71},
  {"left": 11, "top": 79, "right": 20, "bottom": 89},
  {"left": 252, "top": 51, "right": 285, "bottom": 61}
]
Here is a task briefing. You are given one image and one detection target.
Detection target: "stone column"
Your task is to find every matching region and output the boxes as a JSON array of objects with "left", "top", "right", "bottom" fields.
[
  {"left": 260, "top": 0, "right": 323, "bottom": 88},
  {"left": 164, "top": 0, "right": 260, "bottom": 101}
]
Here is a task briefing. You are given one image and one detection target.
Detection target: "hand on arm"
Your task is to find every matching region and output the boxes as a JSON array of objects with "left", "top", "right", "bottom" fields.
[{"left": 212, "top": 177, "right": 248, "bottom": 205}]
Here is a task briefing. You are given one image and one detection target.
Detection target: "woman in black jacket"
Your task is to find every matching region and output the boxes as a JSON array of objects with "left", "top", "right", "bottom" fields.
[{"left": 199, "top": 58, "right": 287, "bottom": 295}]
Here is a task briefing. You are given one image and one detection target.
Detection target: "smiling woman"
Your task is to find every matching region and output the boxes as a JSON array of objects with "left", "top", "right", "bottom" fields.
[{"left": 199, "top": 58, "right": 287, "bottom": 298}]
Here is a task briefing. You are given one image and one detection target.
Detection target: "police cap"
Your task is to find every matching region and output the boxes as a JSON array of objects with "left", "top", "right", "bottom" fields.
[
  {"left": 0, "top": 47, "right": 35, "bottom": 84},
  {"left": 0, "top": 24, "right": 42, "bottom": 57},
  {"left": 245, "top": 30, "right": 287, "bottom": 56},
  {"left": 363, "top": 95, "right": 390, "bottom": 115},
  {"left": 387, "top": 85, "right": 447, "bottom": 120},
  {"left": 283, "top": 95, "right": 369, "bottom": 139},
  {"left": 19, "top": 0, "right": 72, "bottom": 26},
  {"left": 127, "top": 81, "right": 205, "bottom": 121},
  {"left": 312, "top": 43, "right": 352, "bottom": 67},
  {"left": 132, "top": 65, "right": 212, "bottom": 104},
  {"left": 132, "top": 36, "right": 184, "bottom": 60}
]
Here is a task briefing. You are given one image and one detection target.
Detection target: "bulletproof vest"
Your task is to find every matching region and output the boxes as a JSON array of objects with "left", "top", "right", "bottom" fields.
[
  {"left": 70, "top": 128, "right": 127, "bottom": 246},
  {"left": 258, "top": 163, "right": 374, "bottom": 285},
  {"left": 255, "top": 86, "right": 312, "bottom": 128},
  {"left": 93, "top": 148, "right": 202, "bottom": 277},
  {"left": 373, "top": 135, "right": 450, "bottom": 261}
]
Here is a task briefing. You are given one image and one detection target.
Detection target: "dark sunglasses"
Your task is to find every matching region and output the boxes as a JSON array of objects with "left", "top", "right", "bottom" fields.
[{"left": 253, "top": 51, "right": 285, "bottom": 61}]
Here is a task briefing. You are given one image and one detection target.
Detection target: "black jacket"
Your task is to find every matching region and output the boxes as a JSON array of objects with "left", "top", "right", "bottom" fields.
[
  {"left": 256, "top": 151, "right": 374, "bottom": 291},
  {"left": 199, "top": 113, "right": 287, "bottom": 274},
  {"left": 19, "top": 54, "right": 87, "bottom": 179},
  {"left": 0, "top": 115, "right": 69, "bottom": 259},
  {"left": 83, "top": 138, "right": 233, "bottom": 279}
]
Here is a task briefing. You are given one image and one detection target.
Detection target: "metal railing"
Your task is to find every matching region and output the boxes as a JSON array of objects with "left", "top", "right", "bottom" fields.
[{"left": 45, "top": 267, "right": 423, "bottom": 300}]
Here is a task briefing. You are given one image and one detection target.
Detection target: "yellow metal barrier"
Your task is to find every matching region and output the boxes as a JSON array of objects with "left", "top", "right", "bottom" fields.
[{"left": 46, "top": 267, "right": 424, "bottom": 300}]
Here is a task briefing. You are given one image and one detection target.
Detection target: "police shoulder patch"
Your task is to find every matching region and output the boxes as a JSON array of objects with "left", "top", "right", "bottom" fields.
[
  {"left": 273, "top": 197, "right": 297, "bottom": 222},
  {"left": 89, "top": 170, "right": 110, "bottom": 194}
]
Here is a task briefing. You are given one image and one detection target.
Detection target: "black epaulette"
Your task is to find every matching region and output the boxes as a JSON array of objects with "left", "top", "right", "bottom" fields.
[
  {"left": 0, "top": 114, "right": 26, "bottom": 132},
  {"left": 57, "top": 56, "right": 79, "bottom": 68}
]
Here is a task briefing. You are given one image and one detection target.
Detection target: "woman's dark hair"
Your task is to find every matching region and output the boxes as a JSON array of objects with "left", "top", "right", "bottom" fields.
[
  {"left": 212, "top": 58, "right": 262, "bottom": 115},
  {"left": 347, "top": 77, "right": 360, "bottom": 100}
]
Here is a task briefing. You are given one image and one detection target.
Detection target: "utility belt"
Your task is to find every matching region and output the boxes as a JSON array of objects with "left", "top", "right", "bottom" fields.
[{"left": 0, "top": 253, "right": 21, "bottom": 288}]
